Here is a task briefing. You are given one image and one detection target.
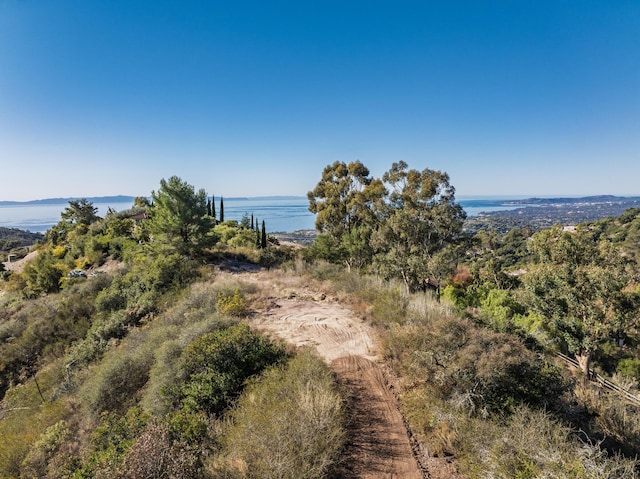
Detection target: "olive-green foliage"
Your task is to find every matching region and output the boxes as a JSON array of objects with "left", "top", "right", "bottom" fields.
[
  {"left": 228, "top": 228, "right": 257, "bottom": 248},
  {"left": 179, "top": 323, "right": 285, "bottom": 415},
  {"left": 22, "top": 249, "right": 69, "bottom": 296},
  {"left": 20, "top": 420, "right": 70, "bottom": 479},
  {"left": 217, "top": 352, "right": 346, "bottom": 479},
  {"left": 149, "top": 176, "right": 215, "bottom": 254},
  {"left": 215, "top": 289, "right": 248, "bottom": 316},
  {"left": 0, "top": 362, "right": 68, "bottom": 478},
  {"left": 71, "top": 407, "right": 150, "bottom": 478},
  {"left": 0, "top": 277, "right": 106, "bottom": 400},
  {"left": 389, "top": 312, "right": 566, "bottom": 415},
  {"left": 138, "top": 285, "right": 238, "bottom": 415},
  {"left": 370, "top": 286, "right": 409, "bottom": 327},
  {"left": 479, "top": 288, "right": 525, "bottom": 332},
  {"left": 80, "top": 347, "right": 154, "bottom": 414},
  {"left": 65, "top": 310, "right": 130, "bottom": 367},
  {"left": 304, "top": 234, "right": 346, "bottom": 264},
  {"left": 305, "top": 259, "right": 344, "bottom": 282},
  {"left": 617, "top": 357, "right": 640, "bottom": 382},
  {"left": 95, "top": 253, "right": 199, "bottom": 319},
  {"left": 460, "top": 407, "right": 639, "bottom": 479}
]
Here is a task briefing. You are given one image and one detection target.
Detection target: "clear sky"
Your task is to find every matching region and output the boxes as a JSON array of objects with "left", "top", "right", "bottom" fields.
[{"left": 1, "top": 0, "right": 638, "bottom": 201}]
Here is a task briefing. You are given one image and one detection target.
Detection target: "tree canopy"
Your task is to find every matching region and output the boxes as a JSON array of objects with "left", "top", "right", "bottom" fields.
[
  {"left": 308, "top": 160, "right": 466, "bottom": 290},
  {"left": 149, "top": 176, "right": 214, "bottom": 254},
  {"left": 520, "top": 226, "right": 640, "bottom": 377}
]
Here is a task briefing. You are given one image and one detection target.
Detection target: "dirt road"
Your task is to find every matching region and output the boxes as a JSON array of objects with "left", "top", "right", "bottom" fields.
[{"left": 225, "top": 269, "right": 427, "bottom": 478}]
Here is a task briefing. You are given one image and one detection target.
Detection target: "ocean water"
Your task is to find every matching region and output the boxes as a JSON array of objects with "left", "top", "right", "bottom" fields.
[{"left": 0, "top": 196, "right": 525, "bottom": 234}]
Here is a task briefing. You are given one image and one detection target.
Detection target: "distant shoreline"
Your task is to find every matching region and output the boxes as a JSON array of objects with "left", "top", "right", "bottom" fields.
[{"left": 0, "top": 195, "right": 307, "bottom": 206}]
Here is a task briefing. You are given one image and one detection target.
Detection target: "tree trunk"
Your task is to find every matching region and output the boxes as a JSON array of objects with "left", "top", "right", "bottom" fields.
[{"left": 576, "top": 351, "right": 592, "bottom": 384}]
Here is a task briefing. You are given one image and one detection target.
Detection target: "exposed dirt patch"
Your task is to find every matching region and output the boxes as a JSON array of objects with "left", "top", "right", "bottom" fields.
[
  {"left": 227, "top": 268, "right": 427, "bottom": 478},
  {"left": 2, "top": 250, "right": 38, "bottom": 273}
]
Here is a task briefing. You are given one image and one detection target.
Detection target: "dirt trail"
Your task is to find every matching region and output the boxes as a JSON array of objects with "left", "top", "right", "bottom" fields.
[{"left": 225, "top": 268, "right": 426, "bottom": 478}]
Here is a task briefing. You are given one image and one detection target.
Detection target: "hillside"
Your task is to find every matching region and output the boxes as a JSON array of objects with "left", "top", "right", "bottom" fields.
[
  {"left": 465, "top": 195, "right": 640, "bottom": 233},
  {"left": 0, "top": 227, "right": 42, "bottom": 254},
  {"left": 2, "top": 175, "right": 639, "bottom": 478}
]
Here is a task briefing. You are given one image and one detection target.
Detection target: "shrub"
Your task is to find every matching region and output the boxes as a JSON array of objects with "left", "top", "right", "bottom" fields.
[
  {"left": 180, "top": 324, "right": 285, "bottom": 415},
  {"left": 216, "top": 352, "right": 346, "bottom": 478},
  {"left": 70, "top": 407, "right": 150, "bottom": 478},
  {"left": 459, "top": 407, "right": 639, "bottom": 479},
  {"left": 120, "top": 421, "right": 204, "bottom": 479},
  {"left": 617, "top": 357, "right": 640, "bottom": 382},
  {"left": 20, "top": 420, "right": 70, "bottom": 479},
  {"left": 80, "top": 349, "right": 154, "bottom": 414},
  {"left": 216, "top": 289, "right": 248, "bottom": 317}
]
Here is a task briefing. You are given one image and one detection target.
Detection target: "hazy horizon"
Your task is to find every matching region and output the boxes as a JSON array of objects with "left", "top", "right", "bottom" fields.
[{"left": 3, "top": 192, "right": 640, "bottom": 205}]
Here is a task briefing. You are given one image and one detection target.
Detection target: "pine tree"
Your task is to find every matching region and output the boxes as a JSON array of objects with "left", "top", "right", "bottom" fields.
[
  {"left": 261, "top": 220, "right": 267, "bottom": 249},
  {"left": 220, "top": 197, "right": 224, "bottom": 223}
]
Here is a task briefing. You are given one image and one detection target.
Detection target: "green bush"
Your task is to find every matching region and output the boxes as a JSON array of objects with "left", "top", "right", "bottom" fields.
[
  {"left": 480, "top": 288, "right": 525, "bottom": 332},
  {"left": 80, "top": 349, "right": 154, "bottom": 414},
  {"left": 217, "top": 352, "right": 346, "bottom": 478},
  {"left": 617, "top": 357, "right": 640, "bottom": 381},
  {"left": 69, "top": 407, "right": 150, "bottom": 478},
  {"left": 22, "top": 250, "right": 68, "bottom": 296},
  {"left": 20, "top": 420, "right": 70, "bottom": 479},
  {"left": 179, "top": 324, "right": 285, "bottom": 415},
  {"left": 216, "top": 289, "right": 249, "bottom": 317}
]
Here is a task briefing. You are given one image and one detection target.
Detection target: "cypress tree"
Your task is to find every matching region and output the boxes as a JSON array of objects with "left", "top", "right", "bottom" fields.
[
  {"left": 220, "top": 197, "right": 224, "bottom": 223},
  {"left": 251, "top": 213, "right": 254, "bottom": 230},
  {"left": 211, "top": 195, "right": 216, "bottom": 222},
  {"left": 207, "top": 198, "right": 212, "bottom": 217},
  {"left": 256, "top": 222, "right": 261, "bottom": 246},
  {"left": 261, "top": 220, "right": 267, "bottom": 249}
]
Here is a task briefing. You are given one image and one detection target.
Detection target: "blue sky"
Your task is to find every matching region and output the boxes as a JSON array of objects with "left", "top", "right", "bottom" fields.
[{"left": 1, "top": 1, "right": 638, "bottom": 201}]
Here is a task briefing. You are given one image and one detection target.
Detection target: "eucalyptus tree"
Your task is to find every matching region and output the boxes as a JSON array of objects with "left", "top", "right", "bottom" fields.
[
  {"left": 307, "top": 160, "right": 385, "bottom": 269},
  {"left": 371, "top": 161, "right": 467, "bottom": 292},
  {"left": 521, "top": 225, "right": 640, "bottom": 379}
]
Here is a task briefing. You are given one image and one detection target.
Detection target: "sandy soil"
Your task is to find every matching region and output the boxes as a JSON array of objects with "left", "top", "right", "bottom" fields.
[
  {"left": 224, "top": 268, "right": 427, "bottom": 478},
  {"left": 2, "top": 250, "right": 38, "bottom": 273}
]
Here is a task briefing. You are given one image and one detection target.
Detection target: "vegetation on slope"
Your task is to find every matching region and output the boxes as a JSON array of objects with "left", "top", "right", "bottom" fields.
[{"left": 2, "top": 166, "right": 640, "bottom": 478}]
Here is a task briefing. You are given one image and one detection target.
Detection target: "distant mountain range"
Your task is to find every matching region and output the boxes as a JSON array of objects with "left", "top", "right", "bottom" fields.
[
  {"left": 0, "top": 195, "right": 306, "bottom": 206},
  {"left": 502, "top": 195, "right": 640, "bottom": 206}
]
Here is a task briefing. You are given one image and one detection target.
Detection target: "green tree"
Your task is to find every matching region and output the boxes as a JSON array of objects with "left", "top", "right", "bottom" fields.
[
  {"left": 261, "top": 220, "right": 267, "bottom": 249},
  {"left": 521, "top": 226, "right": 640, "bottom": 378},
  {"left": 371, "top": 161, "right": 467, "bottom": 292},
  {"left": 133, "top": 196, "right": 150, "bottom": 208},
  {"left": 22, "top": 250, "right": 67, "bottom": 296},
  {"left": 307, "top": 160, "right": 384, "bottom": 240},
  {"left": 240, "top": 213, "right": 251, "bottom": 229},
  {"left": 61, "top": 199, "right": 99, "bottom": 227},
  {"left": 308, "top": 160, "right": 386, "bottom": 269},
  {"left": 149, "top": 176, "right": 214, "bottom": 254}
]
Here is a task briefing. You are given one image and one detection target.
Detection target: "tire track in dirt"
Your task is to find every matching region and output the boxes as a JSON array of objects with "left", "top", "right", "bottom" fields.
[{"left": 234, "top": 269, "right": 427, "bottom": 479}]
